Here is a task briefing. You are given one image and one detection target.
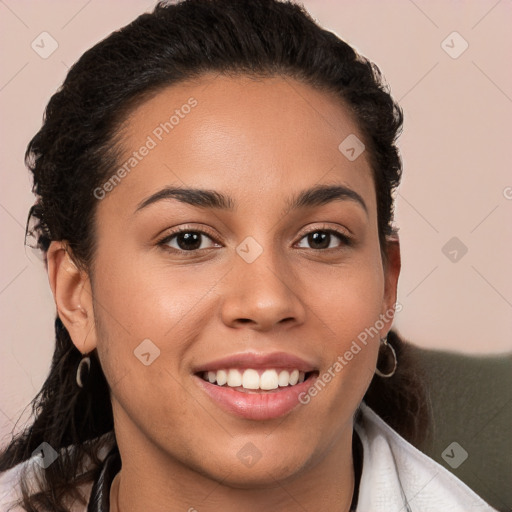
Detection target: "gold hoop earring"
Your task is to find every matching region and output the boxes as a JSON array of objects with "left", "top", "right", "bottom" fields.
[
  {"left": 76, "top": 354, "right": 91, "bottom": 388},
  {"left": 375, "top": 337, "right": 397, "bottom": 378}
]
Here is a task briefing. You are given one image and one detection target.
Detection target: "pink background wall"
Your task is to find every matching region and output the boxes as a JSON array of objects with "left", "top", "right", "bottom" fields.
[{"left": 1, "top": 0, "right": 511, "bottom": 443}]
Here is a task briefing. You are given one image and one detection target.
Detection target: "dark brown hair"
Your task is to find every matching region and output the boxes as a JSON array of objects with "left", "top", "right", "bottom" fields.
[{"left": 0, "top": 1, "right": 430, "bottom": 510}]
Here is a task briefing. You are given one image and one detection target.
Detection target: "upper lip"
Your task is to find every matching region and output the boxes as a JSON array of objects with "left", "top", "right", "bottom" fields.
[{"left": 193, "top": 351, "right": 318, "bottom": 373}]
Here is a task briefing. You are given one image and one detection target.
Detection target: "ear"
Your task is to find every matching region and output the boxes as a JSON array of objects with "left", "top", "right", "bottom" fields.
[
  {"left": 47, "top": 241, "right": 98, "bottom": 354},
  {"left": 380, "top": 236, "right": 401, "bottom": 334}
]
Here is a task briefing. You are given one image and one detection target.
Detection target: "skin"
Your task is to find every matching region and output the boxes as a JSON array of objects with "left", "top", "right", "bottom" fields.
[{"left": 47, "top": 74, "right": 400, "bottom": 512}]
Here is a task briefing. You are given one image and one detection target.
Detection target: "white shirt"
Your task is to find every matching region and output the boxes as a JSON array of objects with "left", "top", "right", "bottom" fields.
[
  {"left": 354, "top": 403, "right": 497, "bottom": 511},
  {"left": 0, "top": 403, "right": 498, "bottom": 511}
]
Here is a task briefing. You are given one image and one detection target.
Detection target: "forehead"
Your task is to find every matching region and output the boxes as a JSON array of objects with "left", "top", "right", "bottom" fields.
[{"left": 106, "top": 73, "right": 375, "bottom": 214}]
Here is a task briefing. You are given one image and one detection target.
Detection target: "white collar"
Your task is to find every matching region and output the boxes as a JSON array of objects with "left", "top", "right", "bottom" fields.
[{"left": 354, "top": 402, "right": 497, "bottom": 511}]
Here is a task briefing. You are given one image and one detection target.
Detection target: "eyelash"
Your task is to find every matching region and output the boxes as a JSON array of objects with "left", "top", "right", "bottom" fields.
[{"left": 156, "top": 225, "right": 353, "bottom": 255}]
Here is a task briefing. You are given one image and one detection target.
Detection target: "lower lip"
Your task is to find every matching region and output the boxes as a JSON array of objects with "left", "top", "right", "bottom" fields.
[{"left": 194, "top": 374, "right": 317, "bottom": 420}]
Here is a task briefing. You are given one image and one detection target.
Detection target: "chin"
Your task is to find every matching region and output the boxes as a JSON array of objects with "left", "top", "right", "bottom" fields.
[{"left": 227, "top": 451, "right": 312, "bottom": 487}]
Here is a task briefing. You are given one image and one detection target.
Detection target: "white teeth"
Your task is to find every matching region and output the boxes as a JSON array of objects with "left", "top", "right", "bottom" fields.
[
  {"left": 216, "top": 369, "right": 227, "bottom": 386},
  {"left": 278, "top": 370, "right": 290, "bottom": 387},
  {"left": 260, "top": 369, "right": 279, "bottom": 390},
  {"left": 227, "top": 369, "right": 242, "bottom": 387},
  {"left": 242, "top": 369, "right": 260, "bottom": 389},
  {"left": 202, "top": 368, "right": 307, "bottom": 390},
  {"left": 289, "top": 369, "right": 299, "bottom": 386}
]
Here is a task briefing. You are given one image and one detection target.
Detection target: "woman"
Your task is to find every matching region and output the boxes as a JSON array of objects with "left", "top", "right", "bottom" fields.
[{"left": 0, "top": 0, "right": 497, "bottom": 510}]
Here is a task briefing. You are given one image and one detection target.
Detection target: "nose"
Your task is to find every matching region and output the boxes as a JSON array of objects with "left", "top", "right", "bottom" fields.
[{"left": 220, "top": 244, "right": 307, "bottom": 332}]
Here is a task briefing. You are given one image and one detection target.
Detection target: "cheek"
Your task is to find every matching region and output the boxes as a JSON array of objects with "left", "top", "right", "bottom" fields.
[
  {"left": 308, "top": 253, "right": 386, "bottom": 348},
  {"left": 92, "top": 247, "right": 209, "bottom": 338},
  {"left": 298, "top": 252, "right": 385, "bottom": 416},
  {"left": 89, "top": 248, "right": 223, "bottom": 398},
  {"left": 91, "top": 257, "right": 211, "bottom": 448}
]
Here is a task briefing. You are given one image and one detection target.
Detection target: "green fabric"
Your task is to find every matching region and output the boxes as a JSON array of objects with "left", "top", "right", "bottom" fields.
[{"left": 412, "top": 346, "right": 512, "bottom": 511}]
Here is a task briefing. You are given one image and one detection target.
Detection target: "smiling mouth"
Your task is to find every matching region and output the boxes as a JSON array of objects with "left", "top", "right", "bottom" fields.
[{"left": 197, "top": 368, "right": 318, "bottom": 393}]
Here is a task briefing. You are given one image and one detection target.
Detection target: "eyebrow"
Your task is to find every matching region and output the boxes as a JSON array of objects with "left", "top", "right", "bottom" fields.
[{"left": 134, "top": 183, "right": 368, "bottom": 216}]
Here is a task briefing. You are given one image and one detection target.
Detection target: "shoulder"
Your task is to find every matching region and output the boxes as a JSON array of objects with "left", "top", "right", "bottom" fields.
[
  {"left": 0, "top": 457, "right": 30, "bottom": 512},
  {"left": 0, "top": 435, "right": 114, "bottom": 512},
  {"left": 354, "top": 402, "right": 497, "bottom": 512}
]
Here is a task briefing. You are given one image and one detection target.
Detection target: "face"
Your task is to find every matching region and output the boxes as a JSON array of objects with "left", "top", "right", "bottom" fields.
[{"left": 53, "top": 74, "right": 400, "bottom": 488}]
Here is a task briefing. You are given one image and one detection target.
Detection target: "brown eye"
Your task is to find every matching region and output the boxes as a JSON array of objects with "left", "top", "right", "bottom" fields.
[
  {"left": 159, "top": 230, "right": 219, "bottom": 252},
  {"left": 296, "top": 230, "right": 351, "bottom": 250}
]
